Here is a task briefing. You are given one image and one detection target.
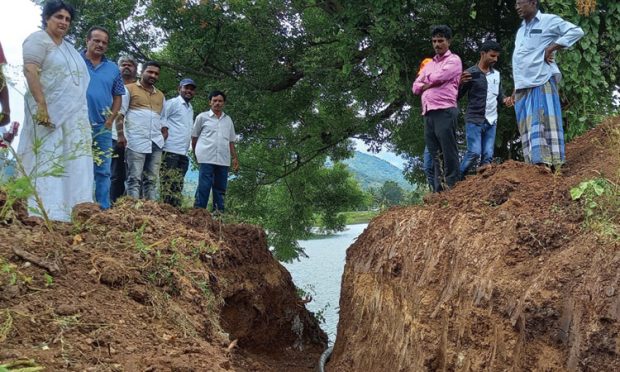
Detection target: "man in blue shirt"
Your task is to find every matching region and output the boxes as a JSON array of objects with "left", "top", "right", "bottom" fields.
[
  {"left": 509, "top": 0, "right": 583, "bottom": 169},
  {"left": 82, "top": 26, "right": 125, "bottom": 209}
]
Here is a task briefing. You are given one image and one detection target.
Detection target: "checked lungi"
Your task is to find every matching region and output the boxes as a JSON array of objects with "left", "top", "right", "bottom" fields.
[{"left": 515, "top": 77, "right": 565, "bottom": 166}]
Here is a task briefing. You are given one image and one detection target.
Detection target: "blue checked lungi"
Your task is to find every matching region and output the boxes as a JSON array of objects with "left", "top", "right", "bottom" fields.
[{"left": 515, "top": 77, "right": 565, "bottom": 166}]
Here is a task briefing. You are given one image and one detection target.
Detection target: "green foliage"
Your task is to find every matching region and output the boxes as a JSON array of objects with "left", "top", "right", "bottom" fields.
[
  {"left": 378, "top": 180, "right": 405, "bottom": 207},
  {"left": 134, "top": 222, "right": 149, "bottom": 254},
  {"left": 43, "top": 273, "right": 54, "bottom": 287},
  {"left": 338, "top": 210, "right": 379, "bottom": 225},
  {"left": 546, "top": 0, "right": 620, "bottom": 139},
  {"left": 0, "top": 257, "right": 32, "bottom": 287},
  {"left": 570, "top": 178, "right": 619, "bottom": 239},
  {"left": 228, "top": 161, "right": 365, "bottom": 261}
]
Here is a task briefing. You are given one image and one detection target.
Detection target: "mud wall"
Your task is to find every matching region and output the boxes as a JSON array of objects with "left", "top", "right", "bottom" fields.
[{"left": 330, "top": 123, "right": 620, "bottom": 371}]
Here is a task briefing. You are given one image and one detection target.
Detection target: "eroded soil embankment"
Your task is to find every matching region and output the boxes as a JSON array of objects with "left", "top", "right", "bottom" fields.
[
  {"left": 0, "top": 200, "right": 327, "bottom": 371},
  {"left": 330, "top": 118, "right": 620, "bottom": 371}
]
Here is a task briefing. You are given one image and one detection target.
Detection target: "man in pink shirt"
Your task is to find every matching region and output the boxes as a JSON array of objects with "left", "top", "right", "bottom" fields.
[{"left": 412, "top": 25, "right": 462, "bottom": 192}]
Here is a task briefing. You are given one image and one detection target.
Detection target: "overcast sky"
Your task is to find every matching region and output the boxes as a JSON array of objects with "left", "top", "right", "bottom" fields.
[{"left": 1, "top": 0, "right": 40, "bottom": 131}]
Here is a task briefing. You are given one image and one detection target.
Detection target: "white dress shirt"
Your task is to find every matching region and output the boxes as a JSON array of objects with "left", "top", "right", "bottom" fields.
[
  {"left": 192, "top": 110, "right": 236, "bottom": 166},
  {"left": 162, "top": 95, "right": 194, "bottom": 155}
]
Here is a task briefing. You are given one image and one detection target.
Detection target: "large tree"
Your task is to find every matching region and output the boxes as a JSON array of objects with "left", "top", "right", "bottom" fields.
[{"left": 59, "top": 0, "right": 619, "bottom": 259}]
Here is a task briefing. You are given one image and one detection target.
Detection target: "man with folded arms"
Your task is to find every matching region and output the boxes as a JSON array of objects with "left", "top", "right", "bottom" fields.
[{"left": 412, "top": 25, "right": 462, "bottom": 192}]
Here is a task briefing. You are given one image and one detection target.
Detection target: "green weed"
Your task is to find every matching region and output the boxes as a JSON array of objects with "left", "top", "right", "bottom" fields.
[{"left": 571, "top": 178, "right": 619, "bottom": 240}]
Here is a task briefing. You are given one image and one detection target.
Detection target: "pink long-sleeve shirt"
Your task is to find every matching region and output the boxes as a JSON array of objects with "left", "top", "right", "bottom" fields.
[{"left": 412, "top": 50, "right": 462, "bottom": 115}]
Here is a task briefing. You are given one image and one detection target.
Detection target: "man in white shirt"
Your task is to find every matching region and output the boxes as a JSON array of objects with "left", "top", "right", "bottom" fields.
[
  {"left": 160, "top": 78, "right": 195, "bottom": 207},
  {"left": 121, "top": 61, "right": 168, "bottom": 200},
  {"left": 191, "top": 90, "right": 239, "bottom": 212},
  {"left": 509, "top": 0, "right": 583, "bottom": 168}
]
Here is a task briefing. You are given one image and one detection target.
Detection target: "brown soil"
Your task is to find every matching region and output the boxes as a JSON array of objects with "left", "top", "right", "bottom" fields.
[
  {"left": 0, "top": 198, "right": 327, "bottom": 370},
  {"left": 330, "top": 117, "right": 620, "bottom": 371}
]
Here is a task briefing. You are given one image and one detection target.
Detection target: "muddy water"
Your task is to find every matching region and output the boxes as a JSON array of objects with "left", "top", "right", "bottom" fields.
[{"left": 283, "top": 223, "right": 368, "bottom": 343}]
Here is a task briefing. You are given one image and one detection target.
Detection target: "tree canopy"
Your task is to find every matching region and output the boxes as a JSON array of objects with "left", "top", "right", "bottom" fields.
[{"left": 54, "top": 0, "right": 620, "bottom": 260}]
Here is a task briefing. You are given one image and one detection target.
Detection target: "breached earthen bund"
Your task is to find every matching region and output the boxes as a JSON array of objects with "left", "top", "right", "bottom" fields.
[{"left": 330, "top": 119, "right": 620, "bottom": 371}]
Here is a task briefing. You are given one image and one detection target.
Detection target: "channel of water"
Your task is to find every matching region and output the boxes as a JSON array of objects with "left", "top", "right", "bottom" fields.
[{"left": 283, "top": 223, "right": 368, "bottom": 343}]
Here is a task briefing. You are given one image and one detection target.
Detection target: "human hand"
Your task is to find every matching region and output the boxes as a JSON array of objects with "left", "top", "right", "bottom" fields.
[
  {"left": 161, "top": 127, "right": 169, "bottom": 141},
  {"left": 117, "top": 133, "right": 127, "bottom": 148},
  {"left": 460, "top": 71, "right": 472, "bottom": 85},
  {"left": 35, "top": 105, "right": 54, "bottom": 128},
  {"left": 104, "top": 116, "right": 114, "bottom": 130},
  {"left": 544, "top": 45, "right": 557, "bottom": 64},
  {"left": 503, "top": 96, "right": 514, "bottom": 107},
  {"left": 232, "top": 157, "right": 239, "bottom": 172}
]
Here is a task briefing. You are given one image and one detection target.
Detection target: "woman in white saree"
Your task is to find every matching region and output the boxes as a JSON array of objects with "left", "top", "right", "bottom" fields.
[{"left": 18, "top": 0, "right": 93, "bottom": 222}]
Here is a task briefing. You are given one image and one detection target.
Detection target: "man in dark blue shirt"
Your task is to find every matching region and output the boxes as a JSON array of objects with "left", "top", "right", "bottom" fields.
[{"left": 82, "top": 26, "right": 125, "bottom": 209}]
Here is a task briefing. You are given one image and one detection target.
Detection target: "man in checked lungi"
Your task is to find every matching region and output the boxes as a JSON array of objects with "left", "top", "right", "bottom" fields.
[{"left": 507, "top": 0, "right": 583, "bottom": 169}]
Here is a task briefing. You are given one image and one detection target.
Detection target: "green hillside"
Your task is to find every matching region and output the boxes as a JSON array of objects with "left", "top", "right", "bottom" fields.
[
  {"left": 184, "top": 151, "right": 413, "bottom": 194},
  {"left": 342, "top": 151, "right": 413, "bottom": 191}
]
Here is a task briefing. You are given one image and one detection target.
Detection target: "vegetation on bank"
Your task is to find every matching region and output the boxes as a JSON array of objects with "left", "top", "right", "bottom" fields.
[{"left": 339, "top": 210, "right": 380, "bottom": 225}]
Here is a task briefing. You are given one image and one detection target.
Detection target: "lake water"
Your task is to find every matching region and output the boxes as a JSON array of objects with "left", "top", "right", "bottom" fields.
[{"left": 283, "top": 223, "right": 368, "bottom": 343}]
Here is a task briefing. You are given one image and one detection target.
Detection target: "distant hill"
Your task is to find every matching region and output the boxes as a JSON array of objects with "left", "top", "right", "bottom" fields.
[
  {"left": 184, "top": 150, "right": 413, "bottom": 194},
  {"left": 342, "top": 151, "right": 413, "bottom": 191}
]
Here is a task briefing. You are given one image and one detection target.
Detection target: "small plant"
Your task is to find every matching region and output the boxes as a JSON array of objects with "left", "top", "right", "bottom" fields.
[
  {"left": 0, "top": 359, "right": 44, "bottom": 372},
  {"left": 314, "top": 303, "right": 329, "bottom": 325},
  {"left": 134, "top": 222, "right": 149, "bottom": 254},
  {"left": 43, "top": 273, "right": 54, "bottom": 287},
  {"left": 0, "top": 258, "right": 32, "bottom": 287},
  {"left": 570, "top": 177, "right": 619, "bottom": 239},
  {"left": 0, "top": 309, "right": 13, "bottom": 343},
  {"left": 570, "top": 179, "right": 608, "bottom": 213}
]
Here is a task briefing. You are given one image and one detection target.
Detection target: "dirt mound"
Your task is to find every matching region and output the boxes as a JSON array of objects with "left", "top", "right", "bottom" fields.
[
  {"left": 329, "top": 118, "right": 620, "bottom": 371},
  {"left": 0, "top": 198, "right": 326, "bottom": 370}
]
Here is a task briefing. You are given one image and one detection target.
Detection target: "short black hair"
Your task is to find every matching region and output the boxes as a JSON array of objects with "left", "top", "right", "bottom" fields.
[
  {"left": 86, "top": 26, "right": 109, "bottom": 40},
  {"left": 142, "top": 61, "right": 161, "bottom": 72},
  {"left": 41, "top": 0, "right": 76, "bottom": 29},
  {"left": 431, "top": 25, "right": 452, "bottom": 40},
  {"left": 209, "top": 90, "right": 227, "bottom": 101},
  {"left": 480, "top": 40, "right": 501, "bottom": 53}
]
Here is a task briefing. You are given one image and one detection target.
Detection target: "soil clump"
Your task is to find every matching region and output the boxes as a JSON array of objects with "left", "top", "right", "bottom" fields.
[
  {"left": 329, "top": 118, "right": 620, "bottom": 371},
  {"left": 0, "top": 197, "right": 327, "bottom": 370}
]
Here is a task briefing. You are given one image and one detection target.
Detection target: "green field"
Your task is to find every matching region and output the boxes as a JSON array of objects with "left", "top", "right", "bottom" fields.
[{"left": 339, "top": 210, "right": 379, "bottom": 225}]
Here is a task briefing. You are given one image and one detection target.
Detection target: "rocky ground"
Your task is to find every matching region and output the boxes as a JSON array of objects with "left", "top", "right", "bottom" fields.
[
  {"left": 330, "top": 118, "right": 619, "bottom": 371},
  {"left": 0, "top": 198, "right": 327, "bottom": 371}
]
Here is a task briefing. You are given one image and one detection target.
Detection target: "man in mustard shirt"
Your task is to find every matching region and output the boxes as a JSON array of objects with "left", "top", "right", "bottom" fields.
[{"left": 120, "top": 61, "right": 168, "bottom": 200}]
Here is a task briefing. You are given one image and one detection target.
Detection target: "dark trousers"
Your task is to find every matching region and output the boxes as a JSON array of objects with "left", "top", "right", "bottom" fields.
[
  {"left": 424, "top": 107, "right": 459, "bottom": 192},
  {"left": 194, "top": 163, "right": 229, "bottom": 212},
  {"left": 160, "top": 151, "right": 189, "bottom": 207},
  {"left": 110, "top": 139, "right": 126, "bottom": 204}
]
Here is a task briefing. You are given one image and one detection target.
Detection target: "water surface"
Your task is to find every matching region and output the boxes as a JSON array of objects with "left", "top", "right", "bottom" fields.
[{"left": 283, "top": 224, "right": 368, "bottom": 343}]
